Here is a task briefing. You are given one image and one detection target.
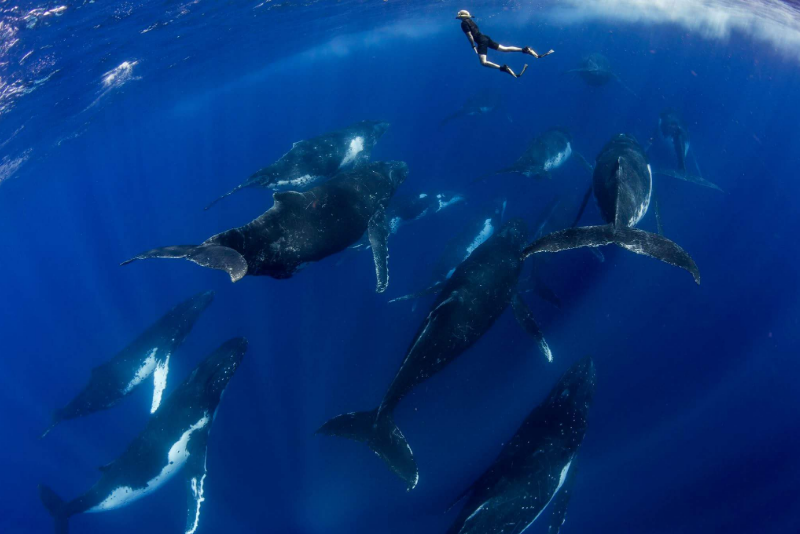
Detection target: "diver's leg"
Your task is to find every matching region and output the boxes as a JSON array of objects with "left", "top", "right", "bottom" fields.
[
  {"left": 479, "top": 54, "right": 502, "bottom": 70},
  {"left": 496, "top": 45, "right": 523, "bottom": 53}
]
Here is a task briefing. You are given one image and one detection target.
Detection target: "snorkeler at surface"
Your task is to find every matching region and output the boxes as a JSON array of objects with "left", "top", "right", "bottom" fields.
[{"left": 456, "top": 10, "right": 554, "bottom": 78}]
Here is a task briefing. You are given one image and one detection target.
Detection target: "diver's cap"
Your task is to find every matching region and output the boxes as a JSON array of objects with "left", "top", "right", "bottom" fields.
[{"left": 456, "top": 10, "right": 472, "bottom": 19}]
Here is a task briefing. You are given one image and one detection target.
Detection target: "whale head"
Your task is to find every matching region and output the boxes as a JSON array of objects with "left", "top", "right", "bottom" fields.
[
  {"left": 187, "top": 338, "right": 247, "bottom": 405},
  {"left": 549, "top": 356, "right": 596, "bottom": 410},
  {"left": 369, "top": 121, "right": 391, "bottom": 142}
]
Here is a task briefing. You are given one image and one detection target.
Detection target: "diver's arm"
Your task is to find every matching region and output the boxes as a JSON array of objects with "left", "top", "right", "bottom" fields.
[{"left": 465, "top": 31, "right": 477, "bottom": 52}]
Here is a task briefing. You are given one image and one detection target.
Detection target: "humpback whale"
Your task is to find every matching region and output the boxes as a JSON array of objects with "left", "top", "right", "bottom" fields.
[
  {"left": 440, "top": 88, "right": 506, "bottom": 128},
  {"left": 522, "top": 134, "right": 701, "bottom": 284},
  {"left": 385, "top": 191, "right": 466, "bottom": 234},
  {"left": 474, "top": 128, "right": 593, "bottom": 183},
  {"left": 204, "top": 120, "right": 390, "bottom": 210},
  {"left": 446, "top": 356, "right": 596, "bottom": 534},
  {"left": 318, "top": 219, "right": 553, "bottom": 490},
  {"left": 42, "top": 290, "right": 215, "bottom": 438},
  {"left": 39, "top": 338, "right": 248, "bottom": 534},
  {"left": 566, "top": 53, "right": 637, "bottom": 97},
  {"left": 389, "top": 198, "right": 506, "bottom": 302},
  {"left": 651, "top": 109, "right": 723, "bottom": 192},
  {"left": 123, "top": 161, "right": 408, "bottom": 292}
]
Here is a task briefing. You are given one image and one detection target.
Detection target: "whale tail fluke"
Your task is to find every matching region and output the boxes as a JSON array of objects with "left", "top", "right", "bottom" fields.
[
  {"left": 522, "top": 224, "right": 700, "bottom": 284},
  {"left": 316, "top": 408, "right": 418, "bottom": 490},
  {"left": 121, "top": 244, "right": 249, "bottom": 283},
  {"left": 39, "top": 485, "right": 69, "bottom": 534}
]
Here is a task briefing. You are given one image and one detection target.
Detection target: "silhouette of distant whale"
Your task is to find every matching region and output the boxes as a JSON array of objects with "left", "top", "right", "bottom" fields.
[
  {"left": 566, "top": 53, "right": 637, "bottom": 96},
  {"left": 440, "top": 88, "right": 505, "bottom": 128},
  {"left": 204, "top": 120, "right": 390, "bottom": 210},
  {"left": 124, "top": 161, "right": 408, "bottom": 292},
  {"left": 523, "top": 134, "right": 700, "bottom": 284},
  {"left": 447, "top": 356, "right": 596, "bottom": 534},
  {"left": 39, "top": 338, "right": 247, "bottom": 534},
  {"left": 474, "top": 128, "right": 592, "bottom": 183},
  {"left": 42, "top": 290, "right": 215, "bottom": 438},
  {"left": 318, "top": 219, "right": 553, "bottom": 490}
]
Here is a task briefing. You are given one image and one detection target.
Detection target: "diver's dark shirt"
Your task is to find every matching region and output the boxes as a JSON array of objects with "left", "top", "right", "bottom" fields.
[{"left": 460, "top": 19, "right": 482, "bottom": 41}]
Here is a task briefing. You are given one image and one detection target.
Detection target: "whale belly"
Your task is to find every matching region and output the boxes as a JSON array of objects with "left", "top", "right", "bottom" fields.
[{"left": 87, "top": 414, "right": 210, "bottom": 513}]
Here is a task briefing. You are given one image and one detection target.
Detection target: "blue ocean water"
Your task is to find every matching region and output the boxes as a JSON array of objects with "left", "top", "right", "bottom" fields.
[{"left": 2, "top": 1, "right": 800, "bottom": 532}]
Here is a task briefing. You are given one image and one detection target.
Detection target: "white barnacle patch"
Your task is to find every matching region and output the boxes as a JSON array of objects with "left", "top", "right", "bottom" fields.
[
  {"left": 150, "top": 353, "right": 171, "bottom": 413},
  {"left": 273, "top": 174, "right": 317, "bottom": 189},
  {"left": 543, "top": 143, "right": 573, "bottom": 171},
  {"left": 123, "top": 348, "right": 158, "bottom": 394},
  {"left": 88, "top": 414, "right": 210, "bottom": 513},
  {"left": 340, "top": 136, "right": 365, "bottom": 168},
  {"left": 186, "top": 473, "right": 207, "bottom": 534},
  {"left": 465, "top": 219, "right": 494, "bottom": 256}
]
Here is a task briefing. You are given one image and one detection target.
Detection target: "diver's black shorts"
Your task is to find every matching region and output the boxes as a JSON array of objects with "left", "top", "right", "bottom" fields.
[{"left": 475, "top": 34, "right": 499, "bottom": 55}]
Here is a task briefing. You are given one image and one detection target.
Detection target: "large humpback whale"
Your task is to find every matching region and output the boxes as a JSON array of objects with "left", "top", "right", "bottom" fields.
[
  {"left": 446, "top": 356, "right": 596, "bottom": 534},
  {"left": 124, "top": 161, "right": 408, "bottom": 292},
  {"left": 523, "top": 134, "right": 700, "bottom": 283},
  {"left": 204, "top": 120, "right": 390, "bottom": 210},
  {"left": 389, "top": 197, "right": 506, "bottom": 302},
  {"left": 318, "top": 219, "right": 552, "bottom": 490},
  {"left": 39, "top": 338, "right": 247, "bottom": 534},
  {"left": 567, "top": 53, "right": 637, "bottom": 97},
  {"left": 474, "top": 128, "right": 592, "bottom": 183},
  {"left": 42, "top": 290, "right": 215, "bottom": 438}
]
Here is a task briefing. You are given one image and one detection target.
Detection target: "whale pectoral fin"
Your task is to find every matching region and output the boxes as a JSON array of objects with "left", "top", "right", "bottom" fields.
[
  {"left": 573, "top": 151, "right": 594, "bottom": 175},
  {"left": 121, "top": 245, "right": 248, "bottom": 283},
  {"left": 184, "top": 432, "right": 209, "bottom": 534},
  {"left": 548, "top": 458, "right": 579, "bottom": 534},
  {"left": 388, "top": 281, "right": 443, "bottom": 303},
  {"left": 511, "top": 293, "right": 553, "bottom": 363},
  {"left": 653, "top": 168, "right": 724, "bottom": 192},
  {"left": 368, "top": 208, "right": 391, "bottom": 293}
]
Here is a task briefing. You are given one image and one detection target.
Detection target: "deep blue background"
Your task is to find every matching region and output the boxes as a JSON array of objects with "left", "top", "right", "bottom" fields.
[{"left": 1, "top": 2, "right": 799, "bottom": 533}]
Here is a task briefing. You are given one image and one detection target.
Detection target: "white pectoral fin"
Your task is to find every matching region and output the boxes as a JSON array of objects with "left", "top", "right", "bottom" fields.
[
  {"left": 150, "top": 353, "right": 171, "bottom": 413},
  {"left": 184, "top": 438, "right": 209, "bottom": 534},
  {"left": 368, "top": 208, "right": 390, "bottom": 293}
]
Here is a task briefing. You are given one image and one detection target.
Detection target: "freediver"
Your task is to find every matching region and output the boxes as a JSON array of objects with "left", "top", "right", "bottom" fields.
[{"left": 457, "top": 10, "right": 554, "bottom": 78}]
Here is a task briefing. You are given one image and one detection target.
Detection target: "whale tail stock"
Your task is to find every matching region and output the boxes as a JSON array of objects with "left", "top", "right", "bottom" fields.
[
  {"left": 39, "top": 485, "right": 69, "bottom": 534},
  {"left": 522, "top": 224, "right": 700, "bottom": 284},
  {"left": 316, "top": 407, "right": 418, "bottom": 490},
  {"left": 120, "top": 244, "right": 249, "bottom": 283}
]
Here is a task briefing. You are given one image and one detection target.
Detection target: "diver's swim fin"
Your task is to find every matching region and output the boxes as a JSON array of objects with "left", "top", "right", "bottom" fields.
[
  {"left": 537, "top": 49, "right": 555, "bottom": 58},
  {"left": 522, "top": 224, "right": 700, "bottom": 284},
  {"left": 518, "top": 64, "right": 529, "bottom": 77}
]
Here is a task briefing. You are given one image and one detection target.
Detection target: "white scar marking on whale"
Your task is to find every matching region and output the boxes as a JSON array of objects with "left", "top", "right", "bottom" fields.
[
  {"left": 466, "top": 219, "right": 494, "bottom": 256},
  {"left": 437, "top": 194, "right": 464, "bottom": 212},
  {"left": 150, "top": 352, "right": 170, "bottom": 413},
  {"left": 544, "top": 142, "right": 573, "bottom": 171},
  {"left": 88, "top": 414, "right": 210, "bottom": 513},
  {"left": 340, "top": 136, "right": 365, "bottom": 168},
  {"left": 123, "top": 349, "right": 157, "bottom": 394}
]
